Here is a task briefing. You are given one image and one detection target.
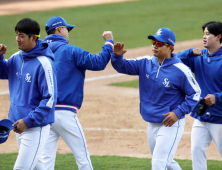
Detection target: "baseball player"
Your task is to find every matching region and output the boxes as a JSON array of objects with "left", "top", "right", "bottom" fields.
[
  {"left": 42, "top": 16, "right": 114, "bottom": 170},
  {"left": 177, "top": 21, "right": 222, "bottom": 170},
  {"left": 0, "top": 18, "right": 57, "bottom": 170},
  {"left": 111, "top": 28, "right": 201, "bottom": 170}
]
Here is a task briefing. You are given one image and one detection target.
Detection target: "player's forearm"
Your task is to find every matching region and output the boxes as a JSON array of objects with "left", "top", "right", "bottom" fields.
[
  {"left": 111, "top": 54, "right": 139, "bottom": 75},
  {"left": 75, "top": 41, "right": 113, "bottom": 71}
]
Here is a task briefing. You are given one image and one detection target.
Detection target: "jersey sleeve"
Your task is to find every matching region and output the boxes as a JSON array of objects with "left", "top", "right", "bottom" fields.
[
  {"left": 72, "top": 40, "right": 114, "bottom": 71},
  {"left": 111, "top": 53, "right": 142, "bottom": 75},
  {"left": 215, "top": 92, "right": 222, "bottom": 104},
  {"left": 0, "top": 55, "right": 9, "bottom": 79},
  {"left": 176, "top": 49, "right": 196, "bottom": 72},
  {"left": 172, "top": 63, "right": 201, "bottom": 119},
  {"left": 23, "top": 58, "right": 57, "bottom": 128}
]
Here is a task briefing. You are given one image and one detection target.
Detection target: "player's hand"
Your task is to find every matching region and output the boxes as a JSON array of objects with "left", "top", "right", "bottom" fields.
[
  {"left": 204, "top": 94, "right": 216, "bottom": 106},
  {"left": 113, "top": 42, "right": 127, "bottom": 56},
  {"left": 162, "top": 111, "right": 178, "bottom": 127},
  {"left": 102, "top": 31, "right": 113, "bottom": 41},
  {"left": 0, "top": 44, "right": 7, "bottom": 55},
  {"left": 193, "top": 48, "right": 203, "bottom": 56},
  {"left": 12, "top": 119, "right": 27, "bottom": 134}
]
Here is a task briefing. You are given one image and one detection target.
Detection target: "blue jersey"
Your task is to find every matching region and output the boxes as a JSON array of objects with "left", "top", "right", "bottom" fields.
[
  {"left": 177, "top": 47, "right": 222, "bottom": 124},
  {"left": 44, "top": 34, "right": 113, "bottom": 112},
  {"left": 0, "top": 40, "right": 57, "bottom": 128},
  {"left": 111, "top": 53, "right": 201, "bottom": 123}
]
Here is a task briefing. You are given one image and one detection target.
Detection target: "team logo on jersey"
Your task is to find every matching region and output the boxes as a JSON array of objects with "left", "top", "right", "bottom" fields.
[
  {"left": 146, "top": 74, "right": 149, "bottom": 79},
  {"left": 163, "top": 78, "right": 170, "bottom": 87},
  {"left": 16, "top": 72, "right": 18, "bottom": 76},
  {"left": 25, "top": 73, "right": 31, "bottom": 82},
  {"left": 156, "top": 29, "right": 162, "bottom": 35}
]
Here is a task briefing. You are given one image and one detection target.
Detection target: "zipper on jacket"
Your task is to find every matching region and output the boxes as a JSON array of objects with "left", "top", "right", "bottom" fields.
[
  {"left": 156, "top": 58, "right": 165, "bottom": 78},
  {"left": 21, "top": 52, "right": 24, "bottom": 76}
]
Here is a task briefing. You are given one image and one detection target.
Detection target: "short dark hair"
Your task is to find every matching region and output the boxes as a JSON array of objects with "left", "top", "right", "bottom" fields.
[
  {"left": 15, "top": 18, "right": 40, "bottom": 41},
  {"left": 202, "top": 21, "right": 222, "bottom": 43},
  {"left": 45, "top": 26, "right": 56, "bottom": 35}
]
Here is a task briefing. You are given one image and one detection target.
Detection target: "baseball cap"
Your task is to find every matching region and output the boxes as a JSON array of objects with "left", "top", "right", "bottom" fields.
[
  {"left": 0, "top": 119, "right": 15, "bottom": 144},
  {"left": 148, "top": 28, "right": 176, "bottom": 46},
  {"left": 45, "top": 16, "right": 75, "bottom": 33}
]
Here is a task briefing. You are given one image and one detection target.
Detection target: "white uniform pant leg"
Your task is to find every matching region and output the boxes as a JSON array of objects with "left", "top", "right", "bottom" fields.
[
  {"left": 148, "top": 119, "right": 185, "bottom": 170},
  {"left": 43, "top": 110, "right": 93, "bottom": 170},
  {"left": 13, "top": 125, "right": 50, "bottom": 170},
  {"left": 59, "top": 110, "right": 93, "bottom": 170},
  {"left": 191, "top": 119, "right": 222, "bottom": 170},
  {"left": 42, "top": 125, "right": 60, "bottom": 170}
]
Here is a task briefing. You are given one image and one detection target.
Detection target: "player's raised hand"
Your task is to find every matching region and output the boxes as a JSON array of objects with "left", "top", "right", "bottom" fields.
[
  {"left": 12, "top": 119, "right": 27, "bottom": 134},
  {"left": 204, "top": 94, "right": 216, "bottom": 106},
  {"left": 113, "top": 42, "right": 127, "bottom": 56},
  {"left": 162, "top": 111, "right": 178, "bottom": 127},
  {"left": 102, "top": 31, "right": 113, "bottom": 41},
  {"left": 193, "top": 48, "right": 203, "bottom": 56},
  {"left": 0, "top": 44, "right": 7, "bottom": 55}
]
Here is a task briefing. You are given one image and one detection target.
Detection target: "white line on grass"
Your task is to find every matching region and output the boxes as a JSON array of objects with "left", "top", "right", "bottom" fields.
[
  {"left": 0, "top": 91, "right": 9, "bottom": 95},
  {"left": 83, "top": 128, "right": 191, "bottom": 134},
  {"left": 0, "top": 73, "right": 125, "bottom": 95}
]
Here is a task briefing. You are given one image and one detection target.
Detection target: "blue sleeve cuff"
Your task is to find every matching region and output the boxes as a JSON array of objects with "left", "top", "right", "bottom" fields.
[
  {"left": 23, "top": 116, "right": 33, "bottom": 128},
  {"left": 111, "top": 53, "right": 123, "bottom": 59},
  {"left": 172, "top": 108, "right": 183, "bottom": 119},
  {"left": 215, "top": 93, "right": 222, "bottom": 103},
  {"left": 105, "top": 40, "right": 114, "bottom": 47}
]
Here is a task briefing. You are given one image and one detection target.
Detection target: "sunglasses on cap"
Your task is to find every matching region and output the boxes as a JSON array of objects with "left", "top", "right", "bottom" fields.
[{"left": 151, "top": 40, "right": 172, "bottom": 47}]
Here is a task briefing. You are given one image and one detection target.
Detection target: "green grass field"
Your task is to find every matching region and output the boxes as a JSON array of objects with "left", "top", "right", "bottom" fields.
[
  {"left": 1, "top": 0, "right": 222, "bottom": 58},
  {"left": 110, "top": 79, "right": 139, "bottom": 88},
  {"left": 0, "top": 153, "right": 221, "bottom": 169}
]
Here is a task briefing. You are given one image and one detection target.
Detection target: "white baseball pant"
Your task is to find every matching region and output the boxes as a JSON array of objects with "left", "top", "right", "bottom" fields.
[
  {"left": 191, "top": 119, "right": 222, "bottom": 170},
  {"left": 42, "top": 110, "right": 93, "bottom": 170},
  {"left": 148, "top": 119, "right": 185, "bottom": 170},
  {"left": 13, "top": 125, "right": 50, "bottom": 170}
]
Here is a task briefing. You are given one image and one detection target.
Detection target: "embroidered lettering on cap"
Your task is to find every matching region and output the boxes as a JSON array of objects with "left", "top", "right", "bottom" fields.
[{"left": 52, "top": 21, "right": 62, "bottom": 26}]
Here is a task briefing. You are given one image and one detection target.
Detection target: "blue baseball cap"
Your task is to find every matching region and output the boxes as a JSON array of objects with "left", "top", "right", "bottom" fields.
[
  {"left": 45, "top": 16, "right": 75, "bottom": 33},
  {"left": 148, "top": 28, "right": 176, "bottom": 46},
  {"left": 0, "top": 119, "right": 15, "bottom": 144}
]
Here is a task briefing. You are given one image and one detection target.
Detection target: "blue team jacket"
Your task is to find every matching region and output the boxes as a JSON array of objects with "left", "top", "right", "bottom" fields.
[
  {"left": 44, "top": 34, "right": 114, "bottom": 112},
  {"left": 0, "top": 40, "right": 57, "bottom": 128},
  {"left": 111, "top": 53, "right": 201, "bottom": 123},
  {"left": 177, "top": 47, "right": 222, "bottom": 124}
]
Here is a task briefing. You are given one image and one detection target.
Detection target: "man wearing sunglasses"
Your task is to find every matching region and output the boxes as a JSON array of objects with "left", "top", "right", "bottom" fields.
[
  {"left": 111, "top": 28, "right": 201, "bottom": 170},
  {"left": 177, "top": 21, "right": 222, "bottom": 170},
  {"left": 42, "top": 16, "right": 114, "bottom": 170}
]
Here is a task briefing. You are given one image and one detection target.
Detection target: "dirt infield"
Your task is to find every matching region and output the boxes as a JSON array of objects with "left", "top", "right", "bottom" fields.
[{"left": 0, "top": 0, "right": 221, "bottom": 161}]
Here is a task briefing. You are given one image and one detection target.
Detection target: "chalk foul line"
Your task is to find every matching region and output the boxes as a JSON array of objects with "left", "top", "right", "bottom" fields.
[{"left": 83, "top": 128, "right": 191, "bottom": 134}]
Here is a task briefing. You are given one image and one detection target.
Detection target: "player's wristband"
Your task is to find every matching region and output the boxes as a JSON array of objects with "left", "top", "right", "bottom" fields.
[{"left": 105, "top": 40, "right": 114, "bottom": 47}]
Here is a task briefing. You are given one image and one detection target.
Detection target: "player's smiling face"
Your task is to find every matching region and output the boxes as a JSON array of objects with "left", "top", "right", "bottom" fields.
[
  {"left": 203, "top": 27, "right": 218, "bottom": 49},
  {"left": 15, "top": 31, "right": 36, "bottom": 52},
  {"left": 151, "top": 40, "right": 172, "bottom": 59}
]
